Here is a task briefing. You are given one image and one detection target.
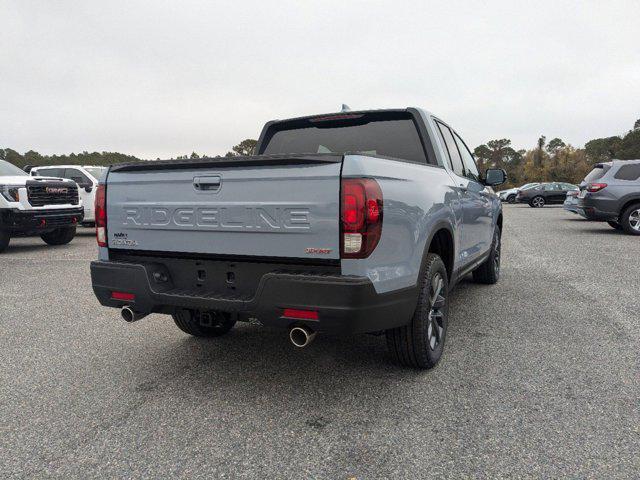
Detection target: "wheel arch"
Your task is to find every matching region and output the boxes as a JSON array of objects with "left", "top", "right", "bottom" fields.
[
  {"left": 619, "top": 196, "right": 640, "bottom": 216},
  {"left": 423, "top": 222, "right": 455, "bottom": 284}
]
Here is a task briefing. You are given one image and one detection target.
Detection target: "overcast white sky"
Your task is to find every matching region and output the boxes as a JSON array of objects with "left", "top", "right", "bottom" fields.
[{"left": 1, "top": 0, "right": 639, "bottom": 159}]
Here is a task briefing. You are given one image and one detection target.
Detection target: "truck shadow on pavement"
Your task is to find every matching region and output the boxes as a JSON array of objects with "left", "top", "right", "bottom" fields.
[{"left": 123, "top": 282, "right": 481, "bottom": 411}]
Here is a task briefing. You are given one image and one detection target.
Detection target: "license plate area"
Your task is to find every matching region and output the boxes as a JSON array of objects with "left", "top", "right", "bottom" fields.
[{"left": 109, "top": 251, "right": 340, "bottom": 301}]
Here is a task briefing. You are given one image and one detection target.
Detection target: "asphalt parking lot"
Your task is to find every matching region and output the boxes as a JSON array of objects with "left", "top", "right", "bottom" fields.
[{"left": 1, "top": 205, "right": 638, "bottom": 478}]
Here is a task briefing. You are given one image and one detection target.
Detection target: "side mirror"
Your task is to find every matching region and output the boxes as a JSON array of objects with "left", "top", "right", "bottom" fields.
[
  {"left": 484, "top": 168, "right": 507, "bottom": 186},
  {"left": 84, "top": 185, "right": 93, "bottom": 193}
]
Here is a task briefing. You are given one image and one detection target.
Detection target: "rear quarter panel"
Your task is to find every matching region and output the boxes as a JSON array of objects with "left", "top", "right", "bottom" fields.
[{"left": 341, "top": 155, "right": 458, "bottom": 294}]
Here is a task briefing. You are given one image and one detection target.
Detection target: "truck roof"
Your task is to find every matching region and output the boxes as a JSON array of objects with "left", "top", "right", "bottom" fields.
[
  {"left": 265, "top": 107, "right": 435, "bottom": 125},
  {"left": 32, "top": 165, "right": 105, "bottom": 169}
]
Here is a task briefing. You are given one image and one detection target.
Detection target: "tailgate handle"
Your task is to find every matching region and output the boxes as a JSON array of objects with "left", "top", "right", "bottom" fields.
[{"left": 193, "top": 175, "right": 221, "bottom": 192}]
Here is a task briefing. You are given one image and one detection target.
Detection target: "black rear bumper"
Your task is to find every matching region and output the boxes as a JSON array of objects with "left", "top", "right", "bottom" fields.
[
  {"left": 0, "top": 207, "right": 84, "bottom": 235},
  {"left": 90, "top": 259, "right": 417, "bottom": 334},
  {"left": 576, "top": 197, "right": 618, "bottom": 221}
]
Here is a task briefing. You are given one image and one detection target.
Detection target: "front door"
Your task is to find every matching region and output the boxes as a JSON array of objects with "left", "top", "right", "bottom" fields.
[{"left": 453, "top": 131, "right": 493, "bottom": 259}]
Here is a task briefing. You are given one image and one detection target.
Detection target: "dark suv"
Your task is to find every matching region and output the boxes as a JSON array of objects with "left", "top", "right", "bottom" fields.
[
  {"left": 516, "top": 182, "right": 579, "bottom": 207},
  {"left": 577, "top": 159, "right": 640, "bottom": 235}
]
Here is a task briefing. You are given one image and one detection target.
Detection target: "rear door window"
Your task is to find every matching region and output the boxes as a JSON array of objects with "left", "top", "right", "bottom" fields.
[{"left": 613, "top": 164, "right": 640, "bottom": 181}]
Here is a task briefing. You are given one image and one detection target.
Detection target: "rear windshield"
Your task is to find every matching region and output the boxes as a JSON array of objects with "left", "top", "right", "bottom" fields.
[
  {"left": 584, "top": 164, "right": 611, "bottom": 182},
  {"left": 261, "top": 112, "right": 429, "bottom": 164}
]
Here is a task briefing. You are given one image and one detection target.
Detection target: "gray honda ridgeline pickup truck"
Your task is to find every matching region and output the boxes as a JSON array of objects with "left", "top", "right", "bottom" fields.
[{"left": 91, "top": 108, "right": 506, "bottom": 369}]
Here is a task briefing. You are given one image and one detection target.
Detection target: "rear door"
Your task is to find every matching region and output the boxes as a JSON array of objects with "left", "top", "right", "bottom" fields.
[
  {"left": 105, "top": 157, "right": 342, "bottom": 260},
  {"left": 547, "top": 183, "right": 565, "bottom": 203}
]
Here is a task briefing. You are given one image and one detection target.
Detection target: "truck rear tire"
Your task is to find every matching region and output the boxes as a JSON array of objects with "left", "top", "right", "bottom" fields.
[
  {"left": 172, "top": 309, "right": 236, "bottom": 337},
  {"left": 473, "top": 226, "right": 501, "bottom": 284},
  {"left": 41, "top": 226, "right": 76, "bottom": 246},
  {"left": 385, "top": 253, "right": 449, "bottom": 369},
  {"left": 0, "top": 230, "right": 10, "bottom": 253}
]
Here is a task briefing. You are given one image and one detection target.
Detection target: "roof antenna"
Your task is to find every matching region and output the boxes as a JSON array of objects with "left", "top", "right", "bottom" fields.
[{"left": 341, "top": 104, "right": 351, "bottom": 112}]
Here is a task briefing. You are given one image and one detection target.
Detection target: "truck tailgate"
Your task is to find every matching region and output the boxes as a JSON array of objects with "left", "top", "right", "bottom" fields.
[{"left": 105, "top": 155, "right": 342, "bottom": 260}]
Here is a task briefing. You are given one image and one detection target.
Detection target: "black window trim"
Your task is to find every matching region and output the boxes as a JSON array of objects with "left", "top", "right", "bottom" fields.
[
  {"left": 434, "top": 119, "right": 467, "bottom": 178},
  {"left": 452, "top": 129, "right": 481, "bottom": 182}
]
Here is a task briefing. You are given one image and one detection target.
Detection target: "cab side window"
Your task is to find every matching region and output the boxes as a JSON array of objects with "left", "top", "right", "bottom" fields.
[
  {"left": 435, "top": 122, "right": 465, "bottom": 177},
  {"left": 453, "top": 132, "right": 480, "bottom": 182},
  {"left": 64, "top": 168, "right": 92, "bottom": 186}
]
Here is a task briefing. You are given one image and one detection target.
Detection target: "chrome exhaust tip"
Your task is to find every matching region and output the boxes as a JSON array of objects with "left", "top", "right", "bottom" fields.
[
  {"left": 289, "top": 326, "right": 316, "bottom": 348},
  {"left": 121, "top": 306, "right": 147, "bottom": 323}
]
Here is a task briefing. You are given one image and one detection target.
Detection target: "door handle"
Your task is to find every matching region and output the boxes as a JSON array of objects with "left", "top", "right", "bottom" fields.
[{"left": 193, "top": 175, "right": 222, "bottom": 192}]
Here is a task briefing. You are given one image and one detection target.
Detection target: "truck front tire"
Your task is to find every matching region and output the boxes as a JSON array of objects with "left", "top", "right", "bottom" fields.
[
  {"left": 386, "top": 253, "right": 449, "bottom": 369},
  {"left": 41, "top": 227, "right": 76, "bottom": 246},
  {"left": 172, "top": 309, "right": 236, "bottom": 337},
  {"left": 0, "top": 230, "right": 10, "bottom": 253}
]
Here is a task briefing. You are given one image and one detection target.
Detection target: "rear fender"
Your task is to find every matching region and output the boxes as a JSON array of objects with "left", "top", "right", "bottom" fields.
[{"left": 340, "top": 155, "right": 457, "bottom": 294}]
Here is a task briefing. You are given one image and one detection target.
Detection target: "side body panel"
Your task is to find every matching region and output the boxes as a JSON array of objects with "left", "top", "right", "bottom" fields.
[{"left": 340, "top": 154, "right": 458, "bottom": 294}]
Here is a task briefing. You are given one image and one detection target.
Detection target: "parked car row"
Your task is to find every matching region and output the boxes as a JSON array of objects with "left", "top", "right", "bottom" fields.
[
  {"left": 497, "top": 183, "right": 539, "bottom": 203},
  {"left": 516, "top": 182, "right": 579, "bottom": 207},
  {"left": 497, "top": 159, "right": 640, "bottom": 236},
  {"left": 0, "top": 161, "right": 106, "bottom": 253}
]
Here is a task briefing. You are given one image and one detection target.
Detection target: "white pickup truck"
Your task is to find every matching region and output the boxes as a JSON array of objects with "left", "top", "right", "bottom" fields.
[
  {"left": 30, "top": 165, "right": 106, "bottom": 226},
  {"left": 0, "top": 160, "right": 84, "bottom": 252}
]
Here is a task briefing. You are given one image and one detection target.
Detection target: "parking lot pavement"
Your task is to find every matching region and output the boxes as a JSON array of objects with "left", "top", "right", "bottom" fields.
[{"left": 1, "top": 208, "right": 638, "bottom": 478}]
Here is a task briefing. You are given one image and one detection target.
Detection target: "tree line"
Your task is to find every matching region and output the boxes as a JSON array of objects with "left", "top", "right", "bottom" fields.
[
  {"left": 474, "top": 118, "right": 640, "bottom": 188},
  {"left": 0, "top": 139, "right": 259, "bottom": 170},
  {"left": 3, "top": 121, "right": 639, "bottom": 188}
]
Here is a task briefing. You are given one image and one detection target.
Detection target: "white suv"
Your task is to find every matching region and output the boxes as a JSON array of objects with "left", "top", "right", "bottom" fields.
[{"left": 31, "top": 165, "right": 106, "bottom": 225}]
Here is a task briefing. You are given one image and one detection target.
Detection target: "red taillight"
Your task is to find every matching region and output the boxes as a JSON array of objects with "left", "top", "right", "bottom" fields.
[
  {"left": 340, "top": 178, "right": 383, "bottom": 258},
  {"left": 95, "top": 184, "right": 107, "bottom": 247},
  {"left": 111, "top": 291, "right": 135, "bottom": 301},
  {"left": 283, "top": 308, "right": 319, "bottom": 320},
  {"left": 587, "top": 183, "right": 607, "bottom": 193}
]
